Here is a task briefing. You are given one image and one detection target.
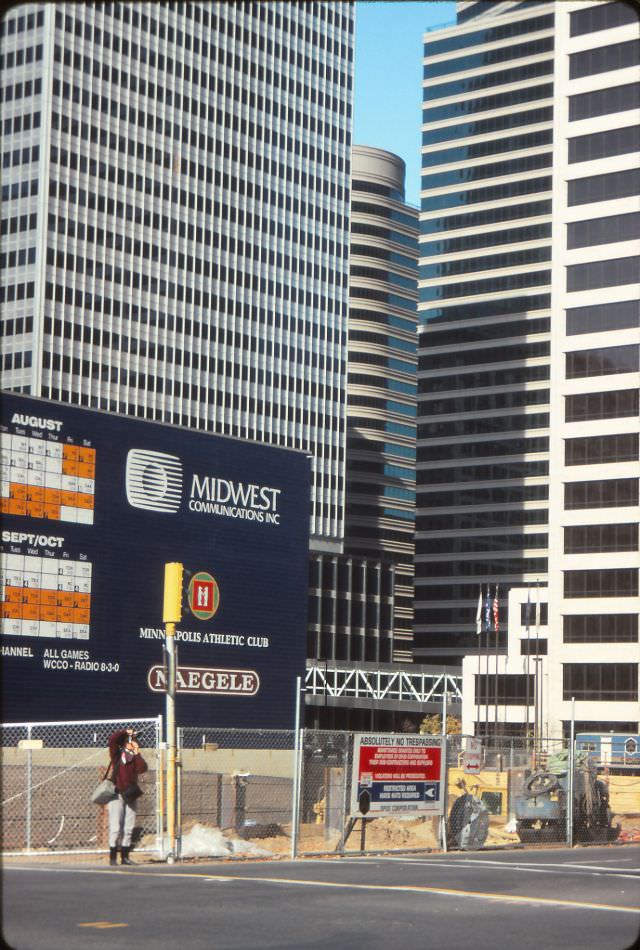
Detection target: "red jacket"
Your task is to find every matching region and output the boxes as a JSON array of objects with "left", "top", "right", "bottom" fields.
[{"left": 108, "top": 729, "right": 148, "bottom": 792}]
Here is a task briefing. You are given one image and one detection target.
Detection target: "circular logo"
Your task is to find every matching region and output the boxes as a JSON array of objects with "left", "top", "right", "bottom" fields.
[{"left": 188, "top": 572, "right": 220, "bottom": 621}]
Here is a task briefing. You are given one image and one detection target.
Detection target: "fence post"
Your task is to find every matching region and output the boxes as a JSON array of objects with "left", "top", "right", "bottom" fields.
[
  {"left": 26, "top": 724, "right": 32, "bottom": 852},
  {"left": 440, "top": 690, "right": 448, "bottom": 853},
  {"left": 567, "top": 697, "right": 575, "bottom": 847},
  {"left": 291, "top": 676, "right": 303, "bottom": 859}
]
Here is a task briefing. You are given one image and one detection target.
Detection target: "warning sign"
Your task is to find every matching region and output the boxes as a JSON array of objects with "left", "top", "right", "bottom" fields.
[{"left": 350, "top": 733, "right": 444, "bottom": 817}]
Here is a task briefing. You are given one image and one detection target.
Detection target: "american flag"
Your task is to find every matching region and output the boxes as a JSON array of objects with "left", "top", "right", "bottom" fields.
[{"left": 492, "top": 585, "right": 499, "bottom": 633}]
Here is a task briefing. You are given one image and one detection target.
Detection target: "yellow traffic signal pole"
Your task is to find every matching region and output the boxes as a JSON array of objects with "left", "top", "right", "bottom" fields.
[{"left": 163, "top": 562, "right": 183, "bottom": 863}]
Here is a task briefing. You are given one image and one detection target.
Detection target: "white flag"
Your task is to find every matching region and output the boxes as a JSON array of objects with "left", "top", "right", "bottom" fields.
[{"left": 475, "top": 586, "right": 483, "bottom": 636}]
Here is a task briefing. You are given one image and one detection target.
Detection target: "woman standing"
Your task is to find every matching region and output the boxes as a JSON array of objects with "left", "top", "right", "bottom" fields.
[{"left": 106, "top": 727, "right": 148, "bottom": 865}]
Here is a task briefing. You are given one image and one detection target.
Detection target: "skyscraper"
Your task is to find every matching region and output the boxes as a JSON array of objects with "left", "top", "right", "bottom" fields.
[
  {"left": 418, "top": 0, "right": 639, "bottom": 735},
  {"left": 0, "top": 1, "right": 354, "bottom": 552},
  {"left": 346, "top": 145, "right": 418, "bottom": 662}
]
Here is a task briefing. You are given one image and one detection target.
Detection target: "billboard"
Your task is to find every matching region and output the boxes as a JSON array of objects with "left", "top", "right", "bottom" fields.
[
  {"left": 350, "top": 733, "right": 444, "bottom": 817},
  {"left": 1, "top": 393, "right": 310, "bottom": 728}
]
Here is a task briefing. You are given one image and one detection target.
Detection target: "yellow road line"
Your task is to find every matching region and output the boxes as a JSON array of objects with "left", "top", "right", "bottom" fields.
[
  {"left": 27, "top": 866, "right": 636, "bottom": 916},
  {"left": 78, "top": 922, "right": 128, "bottom": 929}
]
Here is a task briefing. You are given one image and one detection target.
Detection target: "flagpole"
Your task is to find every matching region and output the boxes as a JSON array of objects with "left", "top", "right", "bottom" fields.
[
  {"left": 475, "top": 585, "right": 482, "bottom": 735},
  {"left": 525, "top": 589, "right": 531, "bottom": 750},
  {"left": 483, "top": 584, "right": 490, "bottom": 738},
  {"left": 534, "top": 579, "right": 541, "bottom": 767},
  {"left": 493, "top": 584, "right": 500, "bottom": 739}
]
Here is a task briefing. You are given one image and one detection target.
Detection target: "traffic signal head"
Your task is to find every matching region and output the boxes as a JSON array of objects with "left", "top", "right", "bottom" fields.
[{"left": 163, "top": 562, "right": 184, "bottom": 623}]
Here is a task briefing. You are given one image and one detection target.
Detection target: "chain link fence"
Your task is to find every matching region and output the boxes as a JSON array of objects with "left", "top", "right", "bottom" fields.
[
  {"left": 445, "top": 735, "right": 640, "bottom": 850},
  {"left": 1, "top": 717, "right": 162, "bottom": 859},
  {"left": 4, "top": 723, "right": 639, "bottom": 861},
  {"left": 177, "top": 727, "right": 297, "bottom": 859}
]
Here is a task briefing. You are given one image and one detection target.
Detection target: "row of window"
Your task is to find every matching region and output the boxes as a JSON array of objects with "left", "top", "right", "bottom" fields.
[
  {"left": 0, "top": 315, "right": 33, "bottom": 336},
  {"left": 421, "top": 365, "right": 550, "bottom": 397},
  {"left": 422, "top": 176, "right": 552, "bottom": 214},
  {"left": 564, "top": 614, "right": 638, "bottom": 643},
  {"left": 1, "top": 144, "right": 39, "bottom": 171},
  {"left": 423, "top": 294, "right": 551, "bottom": 326},
  {"left": 349, "top": 311, "right": 415, "bottom": 335},
  {"left": 350, "top": 265, "right": 416, "bottom": 292},
  {"left": 563, "top": 662, "right": 637, "bottom": 702},
  {"left": 421, "top": 269, "right": 551, "bottom": 303},
  {"left": 421, "top": 461, "right": 548, "bottom": 487},
  {"left": 570, "top": 1, "right": 639, "bottom": 37},
  {"left": 425, "top": 533, "right": 548, "bottom": 555},
  {"left": 421, "top": 200, "right": 551, "bottom": 237},
  {"left": 42, "top": 354, "right": 345, "bottom": 418},
  {"left": 422, "top": 316, "right": 550, "bottom": 350},
  {"left": 566, "top": 345, "right": 639, "bottom": 379},
  {"left": 0, "top": 8, "right": 44, "bottom": 35},
  {"left": 43, "top": 283, "right": 344, "bottom": 349},
  {"left": 351, "top": 287, "right": 416, "bottom": 315},
  {"left": 567, "top": 257, "right": 640, "bottom": 293},
  {"left": 422, "top": 152, "right": 552, "bottom": 193},
  {"left": 417, "top": 484, "right": 548, "bottom": 512},
  {"left": 421, "top": 223, "right": 551, "bottom": 258},
  {"left": 2, "top": 109, "right": 41, "bottom": 136},
  {"left": 569, "top": 125, "right": 640, "bottom": 164},
  {"left": 570, "top": 39, "right": 640, "bottom": 80},
  {"left": 422, "top": 386, "right": 549, "bottom": 418},
  {"left": 351, "top": 222, "right": 417, "bottom": 250},
  {"left": 53, "top": 26, "right": 349, "bottom": 94},
  {"left": 565, "top": 389, "right": 639, "bottom": 423},
  {"left": 2, "top": 350, "right": 32, "bottom": 371},
  {"left": 420, "top": 246, "right": 550, "bottom": 281},
  {"left": 0, "top": 246, "right": 36, "bottom": 269},
  {"left": 565, "top": 477, "right": 638, "bottom": 510},
  {"left": 417, "top": 508, "right": 548, "bottom": 533},
  {"left": 350, "top": 244, "right": 416, "bottom": 272},
  {"left": 423, "top": 129, "right": 553, "bottom": 173},
  {"left": 419, "top": 411, "right": 549, "bottom": 441},
  {"left": 568, "top": 168, "right": 640, "bottom": 206},
  {"left": 424, "top": 13, "right": 553, "bottom": 58},
  {"left": 0, "top": 43, "right": 43, "bottom": 70},
  {"left": 416, "top": 556, "right": 548, "bottom": 581},
  {"left": 566, "top": 299, "right": 639, "bottom": 336},
  {"left": 46, "top": 251, "right": 340, "bottom": 309},
  {"left": 422, "top": 37, "right": 554, "bottom": 81},
  {"left": 420, "top": 339, "right": 549, "bottom": 371},
  {"left": 423, "top": 58, "right": 553, "bottom": 102},
  {"left": 565, "top": 433, "right": 639, "bottom": 467},
  {"left": 1, "top": 176, "right": 38, "bottom": 202},
  {"left": 349, "top": 459, "right": 415, "bottom": 481},
  {"left": 0, "top": 280, "right": 35, "bottom": 303},
  {"left": 422, "top": 107, "right": 553, "bottom": 148},
  {"left": 568, "top": 211, "right": 640, "bottom": 250},
  {"left": 565, "top": 523, "right": 638, "bottom": 554},
  {"left": 422, "top": 82, "right": 553, "bottom": 124},
  {"left": 0, "top": 77, "right": 43, "bottom": 104},
  {"left": 569, "top": 82, "right": 640, "bottom": 122},
  {"left": 348, "top": 395, "right": 416, "bottom": 417}
]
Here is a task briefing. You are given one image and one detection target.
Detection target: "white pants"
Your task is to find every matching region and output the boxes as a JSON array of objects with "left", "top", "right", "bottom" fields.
[{"left": 108, "top": 794, "right": 138, "bottom": 847}]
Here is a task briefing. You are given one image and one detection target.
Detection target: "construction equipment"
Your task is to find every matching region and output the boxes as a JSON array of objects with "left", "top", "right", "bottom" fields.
[
  {"left": 514, "top": 751, "right": 620, "bottom": 844},
  {"left": 447, "top": 778, "right": 490, "bottom": 850}
]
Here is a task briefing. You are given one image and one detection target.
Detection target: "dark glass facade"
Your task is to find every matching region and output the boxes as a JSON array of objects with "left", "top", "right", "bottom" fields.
[{"left": 416, "top": 7, "right": 554, "bottom": 661}]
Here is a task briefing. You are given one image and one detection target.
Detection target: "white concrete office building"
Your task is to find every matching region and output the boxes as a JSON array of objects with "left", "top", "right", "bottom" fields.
[
  {"left": 418, "top": 0, "right": 639, "bottom": 737},
  {"left": 0, "top": 1, "right": 354, "bottom": 552}
]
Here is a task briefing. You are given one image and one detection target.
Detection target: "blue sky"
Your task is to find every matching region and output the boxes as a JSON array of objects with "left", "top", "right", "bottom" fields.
[{"left": 354, "top": 1, "right": 456, "bottom": 205}]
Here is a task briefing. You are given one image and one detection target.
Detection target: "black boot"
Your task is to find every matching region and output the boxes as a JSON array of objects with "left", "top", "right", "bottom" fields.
[
  {"left": 109, "top": 847, "right": 118, "bottom": 866},
  {"left": 120, "top": 846, "right": 135, "bottom": 865}
]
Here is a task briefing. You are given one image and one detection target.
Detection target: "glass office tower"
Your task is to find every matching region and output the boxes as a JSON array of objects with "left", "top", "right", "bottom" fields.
[
  {"left": 418, "top": 0, "right": 639, "bottom": 735},
  {"left": 0, "top": 1, "right": 354, "bottom": 551},
  {"left": 346, "top": 145, "right": 418, "bottom": 662}
]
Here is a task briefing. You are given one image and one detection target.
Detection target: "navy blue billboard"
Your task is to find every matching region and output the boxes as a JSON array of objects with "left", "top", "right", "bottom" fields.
[{"left": 1, "top": 394, "right": 310, "bottom": 728}]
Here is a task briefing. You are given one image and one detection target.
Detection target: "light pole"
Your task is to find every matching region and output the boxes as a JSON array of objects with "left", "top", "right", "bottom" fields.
[{"left": 162, "top": 561, "right": 183, "bottom": 863}]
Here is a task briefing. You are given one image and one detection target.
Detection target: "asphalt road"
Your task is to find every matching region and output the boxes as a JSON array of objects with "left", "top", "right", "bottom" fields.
[{"left": 3, "top": 845, "right": 639, "bottom": 950}]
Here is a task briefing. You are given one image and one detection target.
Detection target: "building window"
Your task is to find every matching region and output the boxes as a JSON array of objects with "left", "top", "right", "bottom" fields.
[
  {"left": 566, "top": 344, "right": 639, "bottom": 378},
  {"left": 567, "top": 257, "right": 640, "bottom": 292},
  {"left": 563, "top": 664, "right": 638, "bottom": 702},
  {"left": 565, "top": 389, "right": 639, "bottom": 422},
  {"left": 565, "top": 432, "right": 638, "bottom": 466},
  {"left": 564, "top": 522, "right": 638, "bottom": 553},
  {"left": 566, "top": 299, "right": 640, "bottom": 336},
  {"left": 475, "top": 674, "right": 536, "bottom": 705},
  {"left": 564, "top": 478, "right": 638, "bottom": 509},
  {"left": 564, "top": 614, "right": 638, "bottom": 643},
  {"left": 564, "top": 568, "right": 638, "bottom": 598}
]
